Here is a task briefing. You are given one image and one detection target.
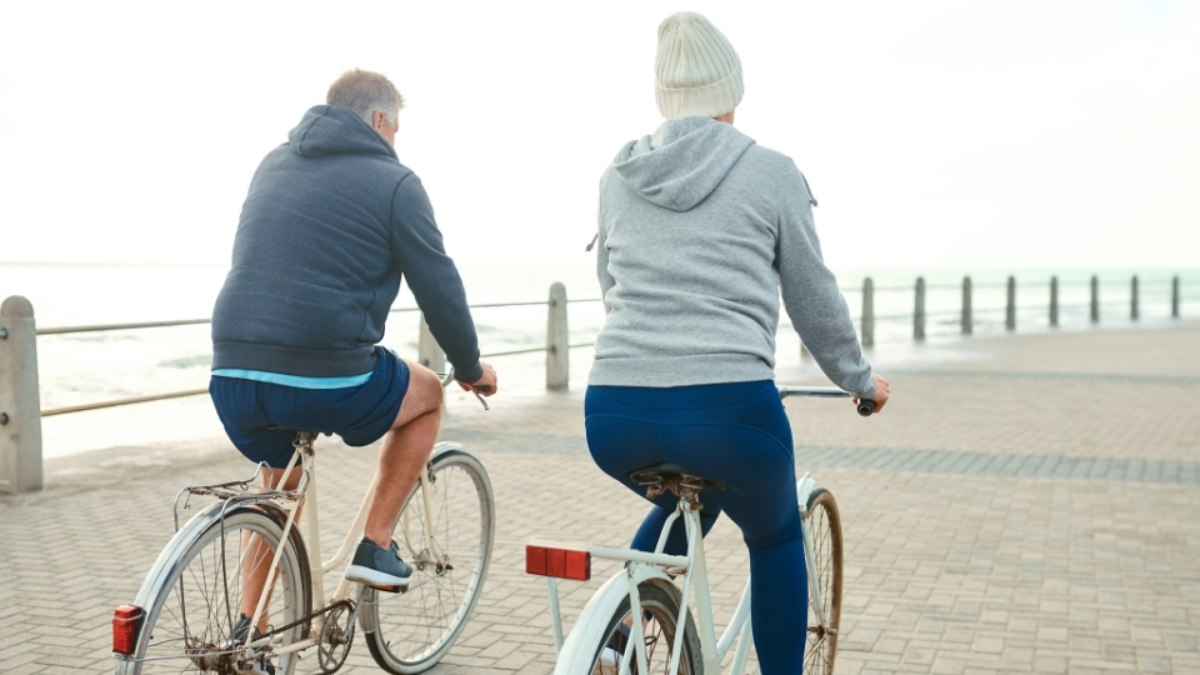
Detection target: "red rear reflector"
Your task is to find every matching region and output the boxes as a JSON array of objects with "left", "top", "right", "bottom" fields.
[
  {"left": 112, "top": 604, "right": 145, "bottom": 655},
  {"left": 526, "top": 543, "right": 591, "bottom": 581}
]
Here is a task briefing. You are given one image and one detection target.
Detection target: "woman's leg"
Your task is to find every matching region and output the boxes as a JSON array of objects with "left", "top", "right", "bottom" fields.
[{"left": 654, "top": 382, "right": 806, "bottom": 674}]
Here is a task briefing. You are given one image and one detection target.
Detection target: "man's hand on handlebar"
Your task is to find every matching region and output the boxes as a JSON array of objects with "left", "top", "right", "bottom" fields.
[{"left": 459, "top": 362, "right": 498, "bottom": 397}]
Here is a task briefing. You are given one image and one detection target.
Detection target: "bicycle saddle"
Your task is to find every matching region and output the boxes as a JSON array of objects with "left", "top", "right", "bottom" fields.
[{"left": 629, "top": 463, "right": 727, "bottom": 501}]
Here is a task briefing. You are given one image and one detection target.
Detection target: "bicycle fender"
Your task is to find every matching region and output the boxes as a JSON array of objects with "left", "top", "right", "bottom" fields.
[
  {"left": 796, "top": 472, "right": 816, "bottom": 514},
  {"left": 431, "top": 440, "right": 463, "bottom": 458},
  {"left": 553, "top": 565, "right": 673, "bottom": 675},
  {"left": 129, "top": 501, "right": 239, "bottom": 612},
  {"left": 127, "top": 501, "right": 311, "bottom": 643}
]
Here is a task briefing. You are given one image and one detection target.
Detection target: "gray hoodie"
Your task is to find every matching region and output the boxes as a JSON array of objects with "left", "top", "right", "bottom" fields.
[{"left": 589, "top": 117, "right": 875, "bottom": 398}]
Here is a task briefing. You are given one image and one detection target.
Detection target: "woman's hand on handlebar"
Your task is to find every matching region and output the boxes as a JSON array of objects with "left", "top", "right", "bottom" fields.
[{"left": 856, "top": 374, "right": 889, "bottom": 414}]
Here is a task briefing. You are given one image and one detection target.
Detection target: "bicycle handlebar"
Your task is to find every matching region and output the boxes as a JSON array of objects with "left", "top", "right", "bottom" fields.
[
  {"left": 441, "top": 370, "right": 491, "bottom": 410},
  {"left": 777, "top": 385, "right": 875, "bottom": 417}
]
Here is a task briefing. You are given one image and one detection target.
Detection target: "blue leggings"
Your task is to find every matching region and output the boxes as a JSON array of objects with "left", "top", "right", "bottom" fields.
[{"left": 584, "top": 380, "right": 807, "bottom": 674}]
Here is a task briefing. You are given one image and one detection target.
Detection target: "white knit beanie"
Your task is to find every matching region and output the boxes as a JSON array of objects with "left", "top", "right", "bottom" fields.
[{"left": 655, "top": 12, "right": 744, "bottom": 119}]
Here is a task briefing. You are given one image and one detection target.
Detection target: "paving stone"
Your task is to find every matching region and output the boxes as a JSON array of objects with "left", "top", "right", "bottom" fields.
[{"left": 2, "top": 322, "right": 1199, "bottom": 672}]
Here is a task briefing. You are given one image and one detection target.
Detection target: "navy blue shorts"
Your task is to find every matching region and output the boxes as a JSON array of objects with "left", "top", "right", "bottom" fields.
[{"left": 209, "top": 347, "right": 410, "bottom": 468}]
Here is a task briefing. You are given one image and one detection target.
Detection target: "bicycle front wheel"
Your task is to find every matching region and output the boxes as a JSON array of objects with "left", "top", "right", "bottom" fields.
[
  {"left": 803, "top": 488, "right": 844, "bottom": 675},
  {"left": 362, "top": 446, "right": 495, "bottom": 673},
  {"left": 586, "top": 578, "right": 701, "bottom": 675},
  {"left": 117, "top": 506, "right": 309, "bottom": 675}
]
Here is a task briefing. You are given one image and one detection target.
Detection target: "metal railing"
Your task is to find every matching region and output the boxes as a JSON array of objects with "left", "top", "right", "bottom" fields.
[
  {"left": 2, "top": 273, "right": 1191, "bottom": 494},
  {"left": 846, "top": 274, "right": 1188, "bottom": 348}
]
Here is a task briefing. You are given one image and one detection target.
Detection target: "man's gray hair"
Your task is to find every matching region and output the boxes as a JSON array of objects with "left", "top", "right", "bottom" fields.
[{"left": 326, "top": 69, "right": 405, "bottom": 125}]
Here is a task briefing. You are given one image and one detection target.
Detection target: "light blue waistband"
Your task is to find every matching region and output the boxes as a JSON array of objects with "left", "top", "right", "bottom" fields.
[{"left": 212, "top": 368, "right": 372, "bottom": 389}]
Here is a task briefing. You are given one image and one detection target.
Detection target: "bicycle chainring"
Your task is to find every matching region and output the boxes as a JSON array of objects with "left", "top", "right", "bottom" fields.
[{"left": 316, "top": 601, "right": 355, "bottom": 673}]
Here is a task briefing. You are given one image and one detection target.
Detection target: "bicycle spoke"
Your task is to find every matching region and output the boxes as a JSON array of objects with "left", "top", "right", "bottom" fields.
[
  {"left": 122, "top": 508, "right": 305, "bottom": 674},
  {"left": 364, "top": 450, "right": 494, "bottom": 672}
]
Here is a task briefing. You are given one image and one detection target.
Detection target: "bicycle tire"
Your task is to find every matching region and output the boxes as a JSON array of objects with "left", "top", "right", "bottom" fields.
[
  {"left": 803, "top": 488, "right": 844, "bottom": 675},
  {"left": 362, "top": 446, "right": 496, "bottom": 673},
  {"left": 586, "top": 577, "right": 702, "bottom": 675},
  {"left": 116, "top": 505, "right": 310, "bottom": 675}
]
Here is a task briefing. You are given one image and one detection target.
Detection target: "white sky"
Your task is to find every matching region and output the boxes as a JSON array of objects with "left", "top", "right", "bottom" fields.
[{"left": 2, "top": 0, "right": 1198, "bottom": 271}]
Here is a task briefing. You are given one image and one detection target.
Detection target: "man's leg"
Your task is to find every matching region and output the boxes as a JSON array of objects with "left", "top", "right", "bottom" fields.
[
  {"left": 362, "top": 360, "right": 444, "bottom": 549},
  {"left": 239, "top": 465, "right": 303, "bottom": 633}
]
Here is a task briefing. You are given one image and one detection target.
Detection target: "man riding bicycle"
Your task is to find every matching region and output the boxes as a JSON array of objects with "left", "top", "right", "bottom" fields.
[{"left": 208, "top": 69, "right": 497, "bottom": 668}]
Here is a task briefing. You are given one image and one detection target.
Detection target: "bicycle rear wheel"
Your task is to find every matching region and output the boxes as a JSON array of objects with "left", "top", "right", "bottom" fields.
[
  {"left": 586, "top": 578, "right": 701, "bottom": 675},
  {"left": 803, "top": 488, "right": 844, "bottom": 675},
  {"left": 116, "top": 506, "right": 310, "bottom": 675},
  {"left": 362, "top": 446, "right": 495, "bottom": 673}
]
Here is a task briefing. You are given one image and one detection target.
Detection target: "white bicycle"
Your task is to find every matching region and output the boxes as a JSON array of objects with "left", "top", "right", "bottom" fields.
[
  {"left": 526, "top": 386, "right": 873, "bottom": 675},
  {"left": 113, "top": 377, "right": 495, "bottom": 674}
]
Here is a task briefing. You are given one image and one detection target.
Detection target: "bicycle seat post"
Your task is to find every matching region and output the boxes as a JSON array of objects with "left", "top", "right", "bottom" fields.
[{"left": 292, "top": 431, "right": 328, "bottom": 636}]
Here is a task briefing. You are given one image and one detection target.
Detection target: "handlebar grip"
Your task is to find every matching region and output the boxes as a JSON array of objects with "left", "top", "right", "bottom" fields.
[{"left": 856, "top": 400, "right": 876, "bottom": 417}]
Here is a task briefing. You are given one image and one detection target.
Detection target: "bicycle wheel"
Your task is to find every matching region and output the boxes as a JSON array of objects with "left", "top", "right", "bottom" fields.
[
  {"left": 803, "top": 488, "right": 844, "bottom": 675},
  {"left": 586, "top": 578, "right": 701, "bottom": 675},
  {"left": 116, "top": 506, "right": 310, "bottom": 675},
  {"left": 362, "top": 447, "right": 495, "bottom": 673}
]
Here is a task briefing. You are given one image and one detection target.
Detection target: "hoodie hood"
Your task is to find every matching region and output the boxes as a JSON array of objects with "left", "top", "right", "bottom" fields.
[
  {"left": 612, "top": 117, "right": 755, "bottom": 212},
  {"left": 287, "top": 105, "right": 398, "bottom": 161}
]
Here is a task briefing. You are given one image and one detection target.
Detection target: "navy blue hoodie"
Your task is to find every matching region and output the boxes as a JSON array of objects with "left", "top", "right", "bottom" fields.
[{"left": 211, "top": 105, "right": 482, "bottom": 382}]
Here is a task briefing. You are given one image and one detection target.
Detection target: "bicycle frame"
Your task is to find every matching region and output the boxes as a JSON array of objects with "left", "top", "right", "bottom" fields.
[
  {"left": 538, "top": 490, "right": 770, "bottom": 674},
  {"left": 532, "top": 385, "right": 859, "bottom": 674},
  {"left": 177, "top": 435, "right": 464, "bottom": 659},
  {"left": 249, "top": 434, "right": 368, "bottom": 656},
  {"left": 538, "top": 470, "right": 830, "bottom": 675}
]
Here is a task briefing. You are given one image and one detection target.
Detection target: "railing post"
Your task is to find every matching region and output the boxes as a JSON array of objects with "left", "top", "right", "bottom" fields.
[
  {"left": 546, "top": 282, "right": 569, "bottom": 391},
  {"left": 417, "top": 313, "right": 445, "bottom": 375},
  {"left": 1090, "top": 275, "right": 1100, "bottom": 323},
  {"left": 1, "top": 296, "right": 43, "bottom": 494},
  {"left": 961, "top": 276, "right": 973, "bottom": 335},
  {"left": 1173, "top": 276, "right": 1180, "bottom": 318},
  {"left": 1005, "top": 275, "right": 1017, "bottom": 332},
  {"left": 913, "top": 277, "right": 926, "bottom": 341},
  {"left": 1130, "top": 275, "right": 1139, "bottom": 321},
  {"left": 861, "top": 277, "right": 875, "bottom": 348},
  {"left": 1049, "top": 276, "right": 1059, "bottom": 328}
]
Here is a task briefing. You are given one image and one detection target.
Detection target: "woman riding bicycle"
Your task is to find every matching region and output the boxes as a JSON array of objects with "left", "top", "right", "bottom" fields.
[{"left": 584, "top": 11, "right": 890, "bottom": 674}]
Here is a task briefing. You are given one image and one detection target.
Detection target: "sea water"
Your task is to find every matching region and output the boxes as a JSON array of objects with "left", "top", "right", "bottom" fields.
[{"left": 2, "top": 261, "right": 1191, "bottom": 459}]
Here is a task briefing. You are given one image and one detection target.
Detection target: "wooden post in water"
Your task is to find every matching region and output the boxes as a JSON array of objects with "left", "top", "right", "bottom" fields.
[
  {"left": 1130, "top": 275, "right": 1139, "bottom": 321},
  {"left": 1090, "top": 276, "right": 1100, "bottom": 323},
  {"left": 1173, "top": 276, "right": 1180, "bottom": 318},
  {"left": 913, "top": 277, "right": 926, "bottom": 341},
  {"left": 961, "top": 276, "right": 973, "bottom": 335},
  {"left": 1006, "top": 275, "right": 1017, "bottom": 332},
  {"left": 417, "top": 314, "right": 445, "bottom": 376},
  {"left": 0, "top": 296, "right": 43, "bottom": 495},
  {"left": 861, "top": 277, "right": 875, "bottom": 348},
  {"left": 546, "top": 282, "right": 569, "bottom": 390},
  {"left": 1050, "top": 276, "right": 1059, "bottom": 328}
]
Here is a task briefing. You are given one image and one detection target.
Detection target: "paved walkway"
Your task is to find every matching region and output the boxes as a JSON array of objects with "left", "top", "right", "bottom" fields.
[{"left": 2, "top": 321, "right": 1199, "bottom": 674}]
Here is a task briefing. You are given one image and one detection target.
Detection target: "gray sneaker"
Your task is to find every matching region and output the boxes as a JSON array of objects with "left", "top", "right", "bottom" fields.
[{"left": 345, "top": 538, "right": 413, "bottom": 591}]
